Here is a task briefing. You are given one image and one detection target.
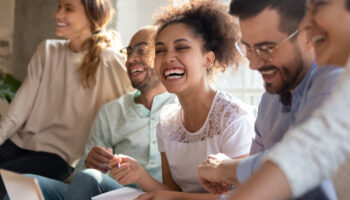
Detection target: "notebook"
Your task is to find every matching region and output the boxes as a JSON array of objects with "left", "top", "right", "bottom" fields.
[
  {"left": 92, "top": 187, "right": 145, "bottom": 200},
  {"left": 0, "top": 169, "right": 45, "bottom": 200}
]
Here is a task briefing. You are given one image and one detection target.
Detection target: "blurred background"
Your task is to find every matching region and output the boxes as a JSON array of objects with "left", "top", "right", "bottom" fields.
[{"left": 0, "top": 0, "right": 264, "bottom": 113}]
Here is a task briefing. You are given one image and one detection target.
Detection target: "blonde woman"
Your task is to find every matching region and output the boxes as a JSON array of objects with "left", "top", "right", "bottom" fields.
[{"left": 0, "top": 0, "right": 131, "bottom": 197}]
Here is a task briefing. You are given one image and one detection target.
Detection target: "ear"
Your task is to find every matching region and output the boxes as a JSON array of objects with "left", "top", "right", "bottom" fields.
[
  {"left": 300, "top": 30, "right": 314, "bottom": 51},
  {"left": 204, "top": 51, "right": 215, "bottom": 69}
]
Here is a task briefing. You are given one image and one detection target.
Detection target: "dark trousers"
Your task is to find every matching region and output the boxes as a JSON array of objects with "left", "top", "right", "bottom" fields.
[{"left": 0, "top": 140, "right": 73, "bottom": 199}]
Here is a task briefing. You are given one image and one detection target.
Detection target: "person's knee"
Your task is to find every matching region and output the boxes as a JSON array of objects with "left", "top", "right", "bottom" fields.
[{"left": 70, "top": 169, "right": 104, "bottom": 188}]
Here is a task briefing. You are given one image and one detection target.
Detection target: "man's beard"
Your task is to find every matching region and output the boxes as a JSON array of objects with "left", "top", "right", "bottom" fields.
[{"left": 133, "top": 68, "right": 161, "bottom": 91}]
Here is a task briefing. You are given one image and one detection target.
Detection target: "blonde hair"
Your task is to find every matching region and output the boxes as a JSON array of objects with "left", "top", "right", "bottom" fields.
[{"left": 80, "top": 0, "right": 117, "bottom": 88}]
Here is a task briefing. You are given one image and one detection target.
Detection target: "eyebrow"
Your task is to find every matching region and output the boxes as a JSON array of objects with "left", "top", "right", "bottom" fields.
[
  {"left": 127, "top": 41, "right": 148, "bottom": 49},
  {"left": 155, "top": 38, "right": 191, "bottom": 46},
  {"left": 174, "top": 38, "right": 191, "bottom": 44}
]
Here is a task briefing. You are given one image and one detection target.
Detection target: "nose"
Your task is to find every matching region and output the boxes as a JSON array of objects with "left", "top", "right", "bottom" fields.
[
  {"left": 127, "top": 51, "right": 141, "bottom": 63},
  {"left": 165, "top": 50, "right": 176, "bottom": 63},
  {"left": 55, "top": 6, "right": 64, "bottom": 20},
  {"left": 247, "top": 53, "right": 265, "bottom": 70}
]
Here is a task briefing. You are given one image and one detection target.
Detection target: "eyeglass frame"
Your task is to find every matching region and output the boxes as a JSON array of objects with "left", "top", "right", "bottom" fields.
[
  {"left": 235, "top": 29, "right": 300, "bottom": 61},
  {"left": 120, "top": 42, "right": 149, "bottom": 57}
]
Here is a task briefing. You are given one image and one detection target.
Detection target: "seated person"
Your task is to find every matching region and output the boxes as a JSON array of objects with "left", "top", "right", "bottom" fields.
[
  {"left": 198, "top": 0, "right": 342, "bottom": 199},
  {"left": 9, "top": 26, "right": 177, "bottom": 200},
  {"left": 200, "top": 0, "right": 350, "bottom": 199},
  {"left": 0, "top": 0, "right": 131, "bottom": 198},
  {"left": 108, "top": 1, "right": 255, "bottom": 199}
]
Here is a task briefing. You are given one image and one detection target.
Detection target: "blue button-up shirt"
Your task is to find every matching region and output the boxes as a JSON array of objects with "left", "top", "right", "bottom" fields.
[{"left": 236, "top": 63, "right": 343, "bottom": 199}]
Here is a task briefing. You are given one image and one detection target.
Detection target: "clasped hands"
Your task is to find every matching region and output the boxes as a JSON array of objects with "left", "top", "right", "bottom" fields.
[{"left": 198, "top": 153, "right": 241, "bottom": 194}]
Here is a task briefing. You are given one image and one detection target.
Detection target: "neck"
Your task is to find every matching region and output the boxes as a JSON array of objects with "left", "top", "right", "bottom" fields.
[
  {"left": 177, "top": 82, "right": 216, "bottom": 132},
  {"left": 135, "top": 84, "right": 167, "bottom": 110},
  {"left": 68, "top": 31, "right": 92, "bottom": 52}
]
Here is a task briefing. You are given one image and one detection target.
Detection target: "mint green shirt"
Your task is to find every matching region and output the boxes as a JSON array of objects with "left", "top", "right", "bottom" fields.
[{"left": 76, "top": 91, "right": 176, "bottom": 182}]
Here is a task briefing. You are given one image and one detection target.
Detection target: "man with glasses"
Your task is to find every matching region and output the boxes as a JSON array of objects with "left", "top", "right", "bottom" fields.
[
  {"left": 12, "top": 26, "right": 176, "bottom": 200},
  {"left": 198, "top": 0, "right": 342, "bottom": 199}
]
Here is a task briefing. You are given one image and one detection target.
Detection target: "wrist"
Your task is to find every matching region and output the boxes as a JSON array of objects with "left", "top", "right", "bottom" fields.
[
  {"left": 135, "top": 167, "right": 147, "bottom": 185},
  {"left": 219, "top": 159, "right": 239, "bottom": 184}
]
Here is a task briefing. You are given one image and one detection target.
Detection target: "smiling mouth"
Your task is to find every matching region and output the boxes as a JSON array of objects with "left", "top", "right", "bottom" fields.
[
  {"left": 260, "top": 68, "right": 277, "bottom": 75},
  {"left": 164, "top": 68, "right": 185, "bottom": 80},
  {"left": 311, "top": 35, "right": 326, "bottom": 46},
  {"left": 56, "top": 22, "right": 68, "bottom": 27}
]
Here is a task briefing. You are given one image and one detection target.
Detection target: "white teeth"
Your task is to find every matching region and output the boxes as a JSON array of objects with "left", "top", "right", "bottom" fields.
[
  {"left": 311, "top": 35, "right": 325, "bottom": 45},
  {"left": 166, "top": 75, "right": 183, "bottom": 80},
  {"left": 164, "top": 69, "right": 185, "bottom": 77},
  {"left": 131, "top": 69, "right": 144, "bottom": 74},
  {"left": 260, "top": 69, "right": 277, "bottom": 75},
  {"left": 57, "top": 22, "right": 67, "bottom": 26}
]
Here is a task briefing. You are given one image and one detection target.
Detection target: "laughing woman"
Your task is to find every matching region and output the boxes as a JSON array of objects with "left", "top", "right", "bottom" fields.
[
  {"left": 109, "top": 0, "right": 254, "bottom": 199},
  {"left": 0, "top": 0, "right": 131, "bottom": 197}
]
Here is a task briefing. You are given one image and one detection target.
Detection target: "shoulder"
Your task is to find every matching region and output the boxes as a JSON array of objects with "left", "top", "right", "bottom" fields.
[
  {"left": 34, "top": 39, "right": 68, "bottom": 55},
  {"left": 307, "top": 65, "right": 344, "bottom": 96},
  {"left": 158, "top": 102, "right": 181, "bottom": 129},
  {"left": 215, "top": 91, "right": 254, "bottom": 120},
  {"left": 257, "top": 92, "right": 280, "bottom": 113},
  {"left": 99, "top": 92, "right": 135, "bottom": 115},
  {"left": 39, "top": 39, "right": 68, "bottom": 50},
  {"left": 100, "top": 47, "right": 126, "bottom": 65}
]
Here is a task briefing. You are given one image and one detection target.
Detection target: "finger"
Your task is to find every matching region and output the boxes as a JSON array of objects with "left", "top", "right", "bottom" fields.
[
  {"left": 87, "top": 159, "right": 110, "bottom": 172},
  {"left": 199, "top": 178, "right": 219, "bottom": 194},
  {"left": 109, "top": 157, "right": 123, "bottom": 167},
  {"left": 93, "top": 147, "right": 114, "bottom": 160},
  {"left": 111, "top": 164, "right": 130, "bottom": 182},
  {"left": 134, "top": 193, "right": 152, "bottom": 200}
]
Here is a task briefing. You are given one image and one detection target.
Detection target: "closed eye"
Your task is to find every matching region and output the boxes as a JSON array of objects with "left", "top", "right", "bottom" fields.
[{"left": 155, "top": 49, "right": 166, "bottom": 54}]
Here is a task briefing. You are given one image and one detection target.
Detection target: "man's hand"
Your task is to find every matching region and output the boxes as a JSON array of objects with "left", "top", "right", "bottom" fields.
[
  {"left": 85, "top": 146, "right": 113, "bottom": 173},
  {"left": 109, "top": 154, "right": 145, "bottom": 185},
  {"left": 198, "top": 153, "right": 241, "bottom": 194}
]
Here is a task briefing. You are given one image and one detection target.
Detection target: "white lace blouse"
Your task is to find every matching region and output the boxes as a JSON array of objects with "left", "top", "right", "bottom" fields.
[{"left": 157, "top": 90, "right": 255, "bottom": 193}]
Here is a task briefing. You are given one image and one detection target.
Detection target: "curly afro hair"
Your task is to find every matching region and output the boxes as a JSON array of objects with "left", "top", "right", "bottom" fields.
[{"left": 153, "top": 0, "right": 241, "bottom": 72}]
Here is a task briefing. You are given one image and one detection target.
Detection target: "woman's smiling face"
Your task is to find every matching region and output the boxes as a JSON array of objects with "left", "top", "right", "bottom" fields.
[
  {"left": 154, "top": 23, "right": 212, "bottom": 95},
  {"left": 302, "top": 0, "right": 350, "bottom": 66}
]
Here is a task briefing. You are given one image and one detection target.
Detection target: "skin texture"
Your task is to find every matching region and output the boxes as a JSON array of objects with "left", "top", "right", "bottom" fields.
[
  {"left": 55, "top": 0, "right": 92, "bottom": 52},
  {"left": 302, "top": 0, "right": 350, "bottom": 66},
  {"left": 239, "top": 9, "right": 313, "bottom": 94}
]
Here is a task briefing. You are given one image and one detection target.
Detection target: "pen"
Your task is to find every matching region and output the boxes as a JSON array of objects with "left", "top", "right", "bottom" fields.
[{"left": 114, "top": 154, "right": 121, "bottom": 168}]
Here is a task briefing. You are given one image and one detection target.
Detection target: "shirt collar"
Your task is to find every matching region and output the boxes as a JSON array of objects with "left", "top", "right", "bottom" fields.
[{"left": 293, "top": 62, "right": 318, "bottom": 96}]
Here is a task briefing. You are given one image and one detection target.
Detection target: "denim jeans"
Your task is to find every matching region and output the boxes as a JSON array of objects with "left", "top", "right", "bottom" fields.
[{"left": 0, "top": 140, "right": 73, "bottom": 199}]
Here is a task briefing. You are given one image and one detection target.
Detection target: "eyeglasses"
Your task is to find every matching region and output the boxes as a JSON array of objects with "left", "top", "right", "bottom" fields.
[
  {"left": 235, "top": 29, "right": 300, "bottom": 62},
  {"left": 120, "top": 42, "right": 149, "bottom": 57}
]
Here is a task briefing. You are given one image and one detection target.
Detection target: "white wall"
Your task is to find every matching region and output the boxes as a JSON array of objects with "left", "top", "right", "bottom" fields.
[{"left": 116, "top": 0, "right": 169, "bottom": 46}]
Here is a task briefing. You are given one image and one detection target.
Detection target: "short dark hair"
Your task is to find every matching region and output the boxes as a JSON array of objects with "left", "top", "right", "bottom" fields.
[
  {"left": 347, "top": 0, "right": 350, "bottom": 11},
  {"left": 154, "top": 0, "right": 241, "bottom": 71},
  {"left": 229, "top": 0, "right": 306, "bottom": 34}
]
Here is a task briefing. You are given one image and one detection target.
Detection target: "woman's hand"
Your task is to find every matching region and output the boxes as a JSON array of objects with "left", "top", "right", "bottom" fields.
[
  {"left": 109, "top": 154, "right": 145, "bottom": 185},
  {"left": 198, "top": 153, "right": 240, "bottom": 193}
]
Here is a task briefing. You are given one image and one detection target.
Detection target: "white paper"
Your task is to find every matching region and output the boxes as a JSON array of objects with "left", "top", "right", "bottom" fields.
[
  {"left": 0, "top": 169, "right": 45, "bottom": 200},
  {"left": 92, "top": 187, "right": 145, "bottom": 200}
]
